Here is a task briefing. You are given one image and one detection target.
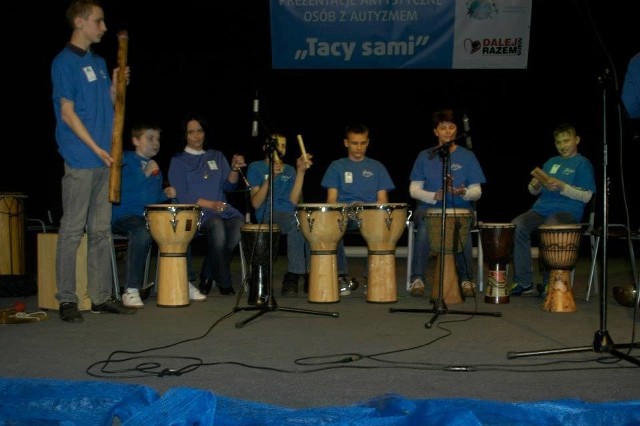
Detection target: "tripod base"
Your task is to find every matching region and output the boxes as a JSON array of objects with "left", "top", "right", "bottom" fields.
[
  {"left": 507, "top": 330, "right": 640, "bottom": 366},
  {"left": 390, "top": 300, "right": 501, "bottom": 329},
  {"left": 234, "top": 296, "right": 339, "bottom": 328}
]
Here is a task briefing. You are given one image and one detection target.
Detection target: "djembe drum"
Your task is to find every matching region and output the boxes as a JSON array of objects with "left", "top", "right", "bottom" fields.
[
  {"left": 144, "top": 204, "right": 202, "bottom": 307},
  {"left": 424, "top": 208, "right": 474, "bottom": 305},
  {"left": 352, "top": 203, "right": 409, "bottom": 303},
  {"left": 0, "top": 193, "right": 27, "bottom": 275},
  {"left": 538, "top": 224, "right": 582, "bottom": 312},
  {"left": 240, "top": 223, "right": 280, "bottom": 306},
  {"left": 479, "top": 223, "right": 515, "bottom": 304},
  {"left": 295, "top": 203, "right": 347, "bottom": 303}
]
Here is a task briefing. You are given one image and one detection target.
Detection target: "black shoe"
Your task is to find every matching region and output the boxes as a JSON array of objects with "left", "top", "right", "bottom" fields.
[
  {"left": 91, "top": 297, "right": 136, "bottom": 314},
  {"left": 219, "top": 286, "right": 236, "bottom": 295},
  {"left": 59, "top": 302, "right": 83, "bottom": 323},
  {"left": 281, "top": 272, "right": 300, "bottom": 296},
  {"left": 200, "top": 278, "right": 214, "bottom": 295}
]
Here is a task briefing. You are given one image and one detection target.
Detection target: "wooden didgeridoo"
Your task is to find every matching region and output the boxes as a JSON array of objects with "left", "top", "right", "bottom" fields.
[{"left": 108, "top": 30, "right": 129, "bottom": 203}]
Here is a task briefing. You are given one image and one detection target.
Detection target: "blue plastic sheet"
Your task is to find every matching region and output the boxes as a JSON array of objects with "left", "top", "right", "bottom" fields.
[{"left": 1, "top": 378, "right": 639, "bottom": 425}]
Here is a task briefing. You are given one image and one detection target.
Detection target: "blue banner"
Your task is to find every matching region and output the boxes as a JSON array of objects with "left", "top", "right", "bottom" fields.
[{"left": 270, "top": 0, "right": 532, "bottom": 69}]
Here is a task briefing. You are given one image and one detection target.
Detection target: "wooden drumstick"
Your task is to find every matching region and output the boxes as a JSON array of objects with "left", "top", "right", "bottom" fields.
[
  {"left": 297, "top": 134, "right": 308, "bottom": 162},
  {"left": 109, "top": 30, "right": 129, "bottom": 203}
]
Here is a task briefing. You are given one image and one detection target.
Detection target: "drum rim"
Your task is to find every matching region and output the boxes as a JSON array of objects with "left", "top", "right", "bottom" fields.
[
  {"left": 538, "top": 224, "right": 582, "bottom": 230},
  {"left": 296, "top": 203, "right": 347, "bottom": 210},
  {"left": 145, "top": 204, "right": 201, "bottom": 210},
  {"left": 356, "top": 203, "right": 408, "bottom": 209},
  {"left": 241, "top": 223, "right": 281, "bottom": 230},
  {"left": 479, "top": 223, "right": 516, "bottom": 228},
  {"left": 425, "top": 208, "right": 473, "bottom": 214}
]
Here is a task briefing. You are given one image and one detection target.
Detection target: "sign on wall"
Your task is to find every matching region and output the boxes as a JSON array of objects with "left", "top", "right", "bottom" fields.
[{"left": 270, "top": 0, "right": 532, "bottom": 69}]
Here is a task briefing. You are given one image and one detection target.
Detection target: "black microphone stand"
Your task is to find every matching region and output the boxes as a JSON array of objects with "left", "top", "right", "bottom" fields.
[
  {"left": 234, "top": 136, "right": 338, "bottom": 328},
  {"left": 390, "top": 142, "right": 501, "bottom": 328},
  {"left": 507, "top": 69, "right": 639, "bottom": 364}
]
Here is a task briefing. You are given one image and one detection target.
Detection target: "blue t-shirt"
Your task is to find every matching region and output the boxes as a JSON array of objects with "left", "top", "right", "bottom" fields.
[
  {"left": 112, "top": 151, "right": 168, "bottom": 222},
  {"left": 168, "top": 149, "right": 242, "bottom": 222},
  {"left": 321, "top": 157, "right": 395, "bottom": 203},
  {"left": 531, "top": 153, "right": 596, "bottom": 221},
  {"left": 51, "top": 43, "right": 114, "bottom": 168},
  {"left": 246, "top": 160, "right": 297, "bottom": 220},
  {"left": 409, "top": 145, "right": 486, "bottom": 210}
]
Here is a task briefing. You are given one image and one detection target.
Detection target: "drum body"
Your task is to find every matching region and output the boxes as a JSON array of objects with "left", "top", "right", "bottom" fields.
[
  {"left": 479, "top": 223, "right": 515, "bottom": 304},
  {"left": 144, "top": 204, "right": 201, "bottom": 307},
  {"left": 0, "top": 193, "right": 27, "bottom": 275},
  {"left": 538, "top": 224, "right": 582, "bottom": 313},
  {"left": 295, "top": 203, "right": 347, "bottom": 303},
  {"left": 424, "top": 208, "right": 474, "bottom": 305},
  {"left": 352, "top": 203, "right": 408, "bottom": 303},
  {"left": 241, "top": 223, "right": 280, "bottom": 306}
]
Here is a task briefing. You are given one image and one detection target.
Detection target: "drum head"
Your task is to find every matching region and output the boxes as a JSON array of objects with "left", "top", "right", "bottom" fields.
[
  {"left": 145, "top": 204, "right": 200, "bottom": 211},
  {"left": 296, "top": 203, "right": 347, "bottom": 212}
]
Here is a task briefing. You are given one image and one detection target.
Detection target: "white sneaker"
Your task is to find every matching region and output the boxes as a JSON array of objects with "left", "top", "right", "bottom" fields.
[
  {"left": 189, "top": 283, "right": 207, "bottom": 301},
  {"left": 409, "top": 278, "right": 425, "bottom": 297},
  {"left": 122, "top": 288, "right": 144, "bottom": 308}
]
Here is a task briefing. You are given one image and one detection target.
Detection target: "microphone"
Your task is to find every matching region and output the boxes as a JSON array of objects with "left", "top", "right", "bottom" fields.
[
  {"left": 462, "top": 113, "right": 472, "bottom": 150},
  {"left": 251, "top": 95, "right": 259, "bottom": 138}
]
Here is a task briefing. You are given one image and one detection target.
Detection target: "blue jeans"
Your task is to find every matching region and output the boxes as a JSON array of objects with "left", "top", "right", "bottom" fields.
[
  {"left": 56, "top": 165, "right": 113, "bottom": 305},
  {"left": 410, "top": 206, "right": 474, "bottom": 283},
  {"left": 260, "top": 211, "right": 310, "bottom": 275},
  {"left": 112, "top": 215, "right": 152, "bottom": 291},
  {"left": 511, "top": 210, "right": 576, "bottom": 286},
  {"left": 193, "top": 215, "right": 244, "bottom": 290},
  {"left": 336, "top": 219, "right": 367, "bottom": 276}
]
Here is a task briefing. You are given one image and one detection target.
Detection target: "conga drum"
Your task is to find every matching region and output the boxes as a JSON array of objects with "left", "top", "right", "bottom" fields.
[
  {"left": 352, "top": 203, "right": 409, "bottom": 303},
  {"left": 0, "top": 193, "right": 27, "bottom": 275},
  {"left": 144, "top": 204, "right": 202, "bottom": 307},
  {"left": 538, "top": 224, "right": 582, "bottom": 313},
  {"left": 479, "top": 223, "right": 515, "bottom": 304},
  {"left": 295, "top": 203, "right": 347, "bottom": 303},
  {"left": 424, "top": 208, "right": 474, "bottom": 305},
  {"left": 241, "top": 223, "right": 280, "bottom": 306}
]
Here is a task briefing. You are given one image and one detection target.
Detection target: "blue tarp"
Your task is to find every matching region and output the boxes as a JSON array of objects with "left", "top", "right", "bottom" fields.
[{"left": 1, "top": 377, "right": 639, "bottom": 425}]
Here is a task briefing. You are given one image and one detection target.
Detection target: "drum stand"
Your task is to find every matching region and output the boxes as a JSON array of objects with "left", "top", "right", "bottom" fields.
[
  {"left": 507, "top": 70, "right": 640, "bottom": 365},
  {"left": 233, "top": 135, "right": 338, "bottom": 328},
  {"left": 390, "top": 142, "right": 501, "bottom": 328}
]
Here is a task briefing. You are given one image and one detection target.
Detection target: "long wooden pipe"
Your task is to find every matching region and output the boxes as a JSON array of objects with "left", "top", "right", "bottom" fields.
[{"left": 108, "top": 30, "right": 129, "bottom": 203}]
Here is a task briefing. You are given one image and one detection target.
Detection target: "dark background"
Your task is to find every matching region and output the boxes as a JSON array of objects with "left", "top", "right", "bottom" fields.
[{"left": 4, "top": 0, "right": 639, "bottom": 230}]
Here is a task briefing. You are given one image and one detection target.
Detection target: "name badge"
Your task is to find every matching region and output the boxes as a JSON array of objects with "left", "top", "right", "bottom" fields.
[
  {"left": 208, "top": 160, "right": 218, "bottom": 170},
  {"left": 550, "top": 164, "right": 560, "bottom": 174},
  {"left": 345, "top": 172, "right": 353, "bottom": 184},
  {"left": 83, "top": 66, "right": 97, "bottom": 82}
]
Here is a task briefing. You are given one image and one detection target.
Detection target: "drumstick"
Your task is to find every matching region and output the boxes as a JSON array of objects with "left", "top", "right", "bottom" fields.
[{"left": 296, "top": 134, "right": 308, "bottom": 162}]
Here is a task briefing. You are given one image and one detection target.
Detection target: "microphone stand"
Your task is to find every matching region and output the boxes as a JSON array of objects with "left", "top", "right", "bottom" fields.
[
  {"left": 390, "top": 142, "right": 501, "bottom": 328},
  {"left": 507, "top": 69, "right": 639, "bottom": 364},
  {"left": 233, "top": 136, "right": 338, "bottom": 328}
]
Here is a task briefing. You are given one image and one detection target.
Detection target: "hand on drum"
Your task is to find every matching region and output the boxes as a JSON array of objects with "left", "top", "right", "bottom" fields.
[{"left": 209, "top": 201, "right": 227, "bottom": 213}]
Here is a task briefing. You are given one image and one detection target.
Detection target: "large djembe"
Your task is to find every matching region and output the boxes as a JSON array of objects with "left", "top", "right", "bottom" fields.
[
  {"left": 538, "top": 224, "right": 582, "bottom": 312},
  {"left": 424, "top": 208, "right": 474, "bottom": 305}
]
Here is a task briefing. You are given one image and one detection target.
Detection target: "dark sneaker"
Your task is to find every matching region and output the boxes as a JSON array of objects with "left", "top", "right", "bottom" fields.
[
  {"left": 510, "top": 283, "right": 533, "bottom": 296},
  {"left": 59, "top": 302, "right": 83, "bottom": 323},
  {"left": 281, "top": 272, "right": 300, "bottom": 296},
  {"left": 536, "top": 283, "right": 548, "bottom": 299},
  {"left": 218, "top": 286, "right": 236, "bottom": 295},
  {"left": 91, "top": 297, "right": 136, "bottom": 314}
]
